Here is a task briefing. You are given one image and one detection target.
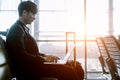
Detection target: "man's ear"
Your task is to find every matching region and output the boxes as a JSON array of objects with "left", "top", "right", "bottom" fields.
[{"left": 22, "top": 10, "right": 28, "bottom": 15}]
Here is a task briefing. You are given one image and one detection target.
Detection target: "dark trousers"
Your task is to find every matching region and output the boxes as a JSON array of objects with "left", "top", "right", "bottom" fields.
[{"left": 17, "top": 61, "right": 84, "bottom": 80}]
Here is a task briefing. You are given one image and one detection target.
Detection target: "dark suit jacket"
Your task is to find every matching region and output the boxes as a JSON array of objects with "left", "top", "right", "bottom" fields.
[
  {"left": 6, "top": 20, "right": 84, "bottom": 80},
  {"left": 6, "top": 20, "right": 44, "bottom": 78}
]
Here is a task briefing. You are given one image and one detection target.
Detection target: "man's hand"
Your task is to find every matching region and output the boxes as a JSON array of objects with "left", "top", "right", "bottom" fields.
[{"left": 44, "top": 55, "right": 60, "bottom": 62}]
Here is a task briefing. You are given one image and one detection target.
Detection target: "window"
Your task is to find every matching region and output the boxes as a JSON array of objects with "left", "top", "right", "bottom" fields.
[
  {"left": 0, "top": 0, "right": 20, "bottom": 31},
  {"left": 113, "top": 0, "right": 120, "bottom": 35},
  {"left": 0, "top": 0, "right": 117, "bottom": 74}
]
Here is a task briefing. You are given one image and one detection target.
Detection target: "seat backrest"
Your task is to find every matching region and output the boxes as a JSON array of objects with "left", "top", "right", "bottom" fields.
[
  {"left": 101, "top": 35, "right": 120, "bottom": 79},
  {"left": 101, "top": 36, "right": 120, "bottom": 68},
  {"left": 96, "top": 37, "right": 109, "bottom": 74},
  {"left": 96, "top": 36, "right": 120, "bottom": 79},
  {"left": 0, "top": 36, "right": 12, "bottom": 80}
]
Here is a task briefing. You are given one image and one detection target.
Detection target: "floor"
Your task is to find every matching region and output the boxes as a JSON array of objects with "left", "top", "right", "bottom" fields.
[{"left": 86, "top": 72, "right": 111, "bottom": 80}]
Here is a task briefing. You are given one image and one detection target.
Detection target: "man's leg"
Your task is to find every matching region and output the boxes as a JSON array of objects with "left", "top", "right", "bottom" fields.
[{"left": 38, "top": 64, "right": 79, "bottom": 80}]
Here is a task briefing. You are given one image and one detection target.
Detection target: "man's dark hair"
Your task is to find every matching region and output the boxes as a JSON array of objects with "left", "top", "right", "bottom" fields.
[{"left": 18, "top": 1, "right": 38, "bottom": 16}]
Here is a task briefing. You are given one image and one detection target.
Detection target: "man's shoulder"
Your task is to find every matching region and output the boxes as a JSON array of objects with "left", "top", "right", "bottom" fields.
[
  {"left": 7, "top": 23, "right": 25, "bottom": 39},
  {"left": 10, "top": 22, "right": 24, "bottom": 32}
]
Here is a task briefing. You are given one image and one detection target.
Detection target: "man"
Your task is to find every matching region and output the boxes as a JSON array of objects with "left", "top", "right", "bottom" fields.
[{"left": 6, "top": 1, "right": 84, "bottom": 80}]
